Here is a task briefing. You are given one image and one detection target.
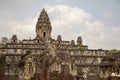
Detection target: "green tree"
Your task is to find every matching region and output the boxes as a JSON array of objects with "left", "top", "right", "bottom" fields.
[
  {"left": 0, "top": 55, "right": 5, "bottom": 80},
  {"left": 108, "top": 49, "right": 120, "bottom": 54},
  {"left": 0, "top": 37, "right": 9, "bottom": 47}
]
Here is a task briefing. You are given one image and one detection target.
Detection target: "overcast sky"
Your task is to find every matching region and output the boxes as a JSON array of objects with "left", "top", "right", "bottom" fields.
[{"left": 0, "top": 0, "right": 120, "bottom": 50}]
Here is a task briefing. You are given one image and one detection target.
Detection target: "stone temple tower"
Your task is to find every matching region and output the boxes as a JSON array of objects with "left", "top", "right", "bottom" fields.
[{"left": 36, "top": 9, "right": 52, "bottom": 41}]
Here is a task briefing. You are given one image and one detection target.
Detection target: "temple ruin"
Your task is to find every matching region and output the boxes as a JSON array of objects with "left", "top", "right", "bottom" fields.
[{"left": 0, "top": 9, "right": 120, "bottom": 80}]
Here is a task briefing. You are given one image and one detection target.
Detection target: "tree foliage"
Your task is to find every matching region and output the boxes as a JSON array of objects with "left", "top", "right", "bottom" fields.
[
  {"left": 0, "top": 55, "right": 5, "bottom": 80},
  {"left": 108, "top": 49, "right": 120, "bottom": 54},
  {"left": 0, "top": 37, "right": 9, "bottom": 47}
]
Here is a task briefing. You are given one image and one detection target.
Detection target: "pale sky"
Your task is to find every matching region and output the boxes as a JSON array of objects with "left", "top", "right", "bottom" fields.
[{"left": 0, "top": 0, "right": 120, "bottom": 50}]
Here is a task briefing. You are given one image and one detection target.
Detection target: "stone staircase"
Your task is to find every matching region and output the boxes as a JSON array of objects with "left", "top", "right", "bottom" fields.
[{"left": 47, "top": 42, "right": 56, "bottom": 57}]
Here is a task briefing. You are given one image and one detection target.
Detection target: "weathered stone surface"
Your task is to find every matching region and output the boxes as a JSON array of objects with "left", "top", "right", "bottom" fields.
[{"left": 0, "top": 9, "right": 119, "bottom": 80}]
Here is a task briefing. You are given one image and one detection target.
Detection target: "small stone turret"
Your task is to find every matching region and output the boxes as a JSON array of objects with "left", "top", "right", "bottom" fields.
[
  {"left": 57, "top": 35, "right": 62, "bottom": 41},
  {"left": 11, "top": 35, "right": 17, "bottom": 43},
  {"left": 57, "top": 35, "right": 62, "bottom": 43},
  {"left": 71, "top": 40, "right": 75, "bottom": 46},
  {"left": 77, "top": 36, "right": 82, "bottom": 45},
  {"left": 36, "top": 8, "right": 52, "bottom": 41}
]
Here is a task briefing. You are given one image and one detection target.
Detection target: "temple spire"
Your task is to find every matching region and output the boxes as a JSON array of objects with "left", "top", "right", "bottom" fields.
[{"left": 36, "top": 8, "right": 52, "bottom": 41}]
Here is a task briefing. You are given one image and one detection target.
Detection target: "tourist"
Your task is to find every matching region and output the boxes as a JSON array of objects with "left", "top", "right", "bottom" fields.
[{"left": 19, "top": 74, "right": 24, "bottom": 80}]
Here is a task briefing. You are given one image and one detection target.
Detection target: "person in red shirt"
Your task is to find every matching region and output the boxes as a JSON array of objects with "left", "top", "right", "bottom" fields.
[{"left": 19, "top": 74, "right": 24, "bottom": 80}]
